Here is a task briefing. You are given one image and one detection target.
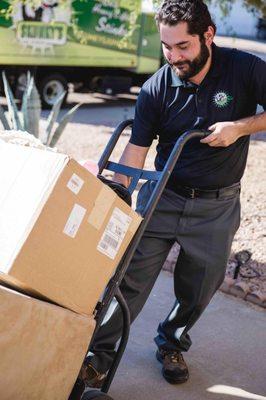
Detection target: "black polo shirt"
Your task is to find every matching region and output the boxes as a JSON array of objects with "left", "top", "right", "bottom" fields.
[{"left": 130, "top": 43, "right": 266, "bottom": 189}]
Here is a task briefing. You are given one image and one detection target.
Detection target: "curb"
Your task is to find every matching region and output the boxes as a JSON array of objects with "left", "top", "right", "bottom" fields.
[
  {"left": 162, "top": 266, "right": 266, "bottom": 309},
  {"left": 219, "top": 276, "right": 266, "bottom": 308}
]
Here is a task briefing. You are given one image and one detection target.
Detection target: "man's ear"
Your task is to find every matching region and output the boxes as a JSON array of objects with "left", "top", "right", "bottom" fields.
[{"left": 204, "top": 26, "right": 215, "bottom": 45}]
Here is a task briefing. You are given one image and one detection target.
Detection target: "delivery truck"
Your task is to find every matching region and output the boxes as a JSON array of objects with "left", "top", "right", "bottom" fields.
[{"left": 0, "top": 0, "right": 162, "bottom": 107}]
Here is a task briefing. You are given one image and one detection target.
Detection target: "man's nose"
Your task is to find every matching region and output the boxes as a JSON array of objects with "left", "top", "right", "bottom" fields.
[{"left": 169, "top": 49, "right": 184, "bottom": 64}]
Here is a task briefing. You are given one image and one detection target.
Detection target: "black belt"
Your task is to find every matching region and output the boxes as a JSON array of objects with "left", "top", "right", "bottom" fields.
[{"left": 167, "top": 183, "right": 241, "bottom": 199}]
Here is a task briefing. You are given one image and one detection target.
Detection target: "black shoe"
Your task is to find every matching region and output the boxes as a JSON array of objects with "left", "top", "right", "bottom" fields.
[
  {"left": 156, "top": 349, "right": 189, "bottom": 384},
  {"left": 78, "top": 358, "right": 107, "bottom": 389}
]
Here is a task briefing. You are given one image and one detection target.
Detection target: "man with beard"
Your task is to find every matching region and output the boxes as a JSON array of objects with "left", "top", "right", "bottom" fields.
[{"left": 80, "top": 0, "right": 266, "bottom": 387}]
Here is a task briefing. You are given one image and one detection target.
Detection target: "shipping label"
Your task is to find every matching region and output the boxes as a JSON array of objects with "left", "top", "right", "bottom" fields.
[
  {"left": 63, "top": 204, "right": 86, "bottom": 238},
  {"left": 97, "top": 207, "right": 132, "bottom": 259},
  {"left": 67, "top": 174, "right": 84, "bottom": 195}
]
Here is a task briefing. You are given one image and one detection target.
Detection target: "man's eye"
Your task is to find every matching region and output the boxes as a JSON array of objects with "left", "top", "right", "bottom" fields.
[{"left": 179, "top": 46, "right": 188, "bottom": 50}]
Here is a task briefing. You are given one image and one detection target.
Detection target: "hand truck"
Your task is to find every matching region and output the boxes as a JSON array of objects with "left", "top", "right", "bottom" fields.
[{"left": 69, "top": 119, "right": 210, "bottom": 400}]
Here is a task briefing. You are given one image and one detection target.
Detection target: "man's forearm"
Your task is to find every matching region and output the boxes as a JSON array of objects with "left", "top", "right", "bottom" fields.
[
  {"left": 113, "top": 142, "right": 149, "bottom": 188},
  {"left": 237, "top": 111, "right": 266, "bottom": 137},
  {"left": 201, "top": 111, "right": 266, "bottom": 147}
]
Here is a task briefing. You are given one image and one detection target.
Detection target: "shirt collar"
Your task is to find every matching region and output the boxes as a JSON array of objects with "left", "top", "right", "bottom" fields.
[
  {"left": 170, "top": 42, "right": 222, "bottom": 87},
  {"left": 170, "top": 69, "right": 196, "bottom": 88},
  {"left": 170, "top": 68, "right": 184, "bottom": 87},
  {"left": 207, "top": 43, "right": 223, "bottom": 78}
]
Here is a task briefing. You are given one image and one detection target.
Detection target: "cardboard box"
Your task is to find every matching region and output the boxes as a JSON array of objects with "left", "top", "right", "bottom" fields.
[
  {"left": 0, "top": 284, "right": 95, "bottom": 400},
  {"left": 0, "top": 142, "right": 142, "bottom": 315}
]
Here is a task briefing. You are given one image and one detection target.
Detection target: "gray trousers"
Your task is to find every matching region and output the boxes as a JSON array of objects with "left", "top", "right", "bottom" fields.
[{"left": 89, "top": 181, "right": 241, "bottom": 373}]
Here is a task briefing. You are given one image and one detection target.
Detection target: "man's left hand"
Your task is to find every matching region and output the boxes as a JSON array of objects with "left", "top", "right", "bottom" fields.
[{"left": 200, "top": 121, "right": 242, "bottom": 147}]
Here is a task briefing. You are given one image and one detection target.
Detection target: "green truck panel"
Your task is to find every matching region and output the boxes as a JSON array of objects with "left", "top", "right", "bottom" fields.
[{"left": 0, "top": 0, "right": 161, "bottom": 73}]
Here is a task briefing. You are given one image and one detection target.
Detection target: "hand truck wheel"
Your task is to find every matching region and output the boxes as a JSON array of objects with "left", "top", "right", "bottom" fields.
[{"left": 81, "top": 389, "right": 113, "bottom": 400}]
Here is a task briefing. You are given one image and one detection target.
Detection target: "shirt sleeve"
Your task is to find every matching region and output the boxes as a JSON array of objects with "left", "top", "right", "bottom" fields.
[
  {"left": 129, "top": 80, "right": 159, "bottom": 147},
  {"left": 247, "top": 54, "right": 266, "bottom": 110}
]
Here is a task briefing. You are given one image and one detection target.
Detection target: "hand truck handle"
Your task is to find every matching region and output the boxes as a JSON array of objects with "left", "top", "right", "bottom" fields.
[
  {"left": 98, "top": 119, "right": 133, "bottom": 174},
  {"left": 97, "top": 120, "right": 211, "bottom": 197}
]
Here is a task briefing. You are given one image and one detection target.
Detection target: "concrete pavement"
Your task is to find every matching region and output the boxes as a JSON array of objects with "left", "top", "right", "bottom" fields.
[{"left": 109, "top": 271, "right": 266, "bottom": 400}]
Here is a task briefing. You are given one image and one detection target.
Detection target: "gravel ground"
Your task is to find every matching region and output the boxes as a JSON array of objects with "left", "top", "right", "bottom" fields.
[{"left": 52, "top": 107, "right": 265, "bottom": 305}]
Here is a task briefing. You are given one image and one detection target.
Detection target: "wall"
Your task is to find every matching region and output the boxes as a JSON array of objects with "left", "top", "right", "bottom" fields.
[{"left": 209, "top": 0, "right": 260, "bottom": 38}]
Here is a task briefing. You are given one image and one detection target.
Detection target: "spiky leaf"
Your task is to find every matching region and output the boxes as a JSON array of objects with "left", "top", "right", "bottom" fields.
[
  {"left": 20, "top": 71, "right": 32, "bottom": 129},
  {"left": 49, "top": 103, "right": 81, "bottom": 148},
  {"left": 26, "top": 71, "right": 31, "bottom": 86},
  {"left": 21, "top": 77, "right": 41, "bottom": 137},
  {"left": 2, "top": 71, "right": 23, "bottom": 130},
  {"left": 21, "top": 74, "right": 32, "bottom": 131},
  {"left": 0, "top": 103, "right": 10, "bottom": 130},
  {"left": 44, "top": 91, "right": 66, "bottom": 145}
]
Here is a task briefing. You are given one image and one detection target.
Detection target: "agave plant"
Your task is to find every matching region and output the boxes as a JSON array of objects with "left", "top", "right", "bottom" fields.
[{"left": 0, "top": 71, "right": 81, "bottom": 147}]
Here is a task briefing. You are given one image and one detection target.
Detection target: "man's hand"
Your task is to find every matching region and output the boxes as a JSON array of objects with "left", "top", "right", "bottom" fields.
[
  {"left": 200, "top": 121, "right": 242, "bottom": 147},
  {"left": 200, "top": 112, "right": 266, "bottom": 147}
]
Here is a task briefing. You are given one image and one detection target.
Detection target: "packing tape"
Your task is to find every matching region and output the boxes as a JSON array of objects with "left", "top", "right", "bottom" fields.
[
  {"left": 128, "top": 210, "right": 142, "bottom": 234},
  {"left": 88, "top": 186, "right": 116, "bottom": 230}
]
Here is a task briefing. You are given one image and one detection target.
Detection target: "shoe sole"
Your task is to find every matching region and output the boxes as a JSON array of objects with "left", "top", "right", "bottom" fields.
[
  {"left": 162, "top": 371, "right": 189, "bottom": 384},
  {"left": 156, "top": 350, "right": 189, "bottom": 384}
]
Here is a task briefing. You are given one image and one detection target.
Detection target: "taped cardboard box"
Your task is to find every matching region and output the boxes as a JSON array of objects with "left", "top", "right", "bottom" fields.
[
  {"left": 0, "top": 284, "right": 95, "bottom": 400},
  {"left": 0, "top": 142, "right": 142, "bottom": 315}
]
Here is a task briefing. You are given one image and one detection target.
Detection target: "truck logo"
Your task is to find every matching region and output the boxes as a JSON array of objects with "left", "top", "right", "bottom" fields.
[
  {"left": 12, "top": 1, "right": 71, "bottom": 55},
  {"left": 17, "top": 22, "right": 67, "bottom": 54}
]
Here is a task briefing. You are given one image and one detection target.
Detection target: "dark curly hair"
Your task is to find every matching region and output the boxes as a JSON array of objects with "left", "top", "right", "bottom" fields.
[{"left": 155, "top": 0, "right": 217, "bottom": 38}]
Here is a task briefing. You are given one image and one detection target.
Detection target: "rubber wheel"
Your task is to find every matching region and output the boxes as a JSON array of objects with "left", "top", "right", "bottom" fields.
[
  {"left": 38, "top": 73, "right": 68, "bottom": 108},
  {"left": 81, "top": 389, "right": 113, "bottom": 400}
]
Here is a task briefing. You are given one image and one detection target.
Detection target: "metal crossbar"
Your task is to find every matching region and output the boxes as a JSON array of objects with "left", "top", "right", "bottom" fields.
[{"left": 105, "top": 161, "right": 161, "bottom": 194}]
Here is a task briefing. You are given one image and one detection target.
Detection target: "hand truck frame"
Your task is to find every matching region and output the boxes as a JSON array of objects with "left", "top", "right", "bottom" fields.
[{"left": 69, "top": 119, "right": 210, "bottom": 400}]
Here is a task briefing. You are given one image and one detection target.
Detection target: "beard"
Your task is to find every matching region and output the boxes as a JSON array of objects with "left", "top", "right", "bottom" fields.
[{"left": 169, "top": 40, "right": 210, "bottom": 80}]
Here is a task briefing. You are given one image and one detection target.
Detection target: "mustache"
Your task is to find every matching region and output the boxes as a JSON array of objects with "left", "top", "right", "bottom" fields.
[{"left": 172, "top": 61, "right": 189, "bottom": 67}]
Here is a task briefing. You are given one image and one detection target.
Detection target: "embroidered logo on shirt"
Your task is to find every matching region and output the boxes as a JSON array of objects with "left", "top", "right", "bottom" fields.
[{"left": 213, "top": 91, "right": 233, "bottom": 108}]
